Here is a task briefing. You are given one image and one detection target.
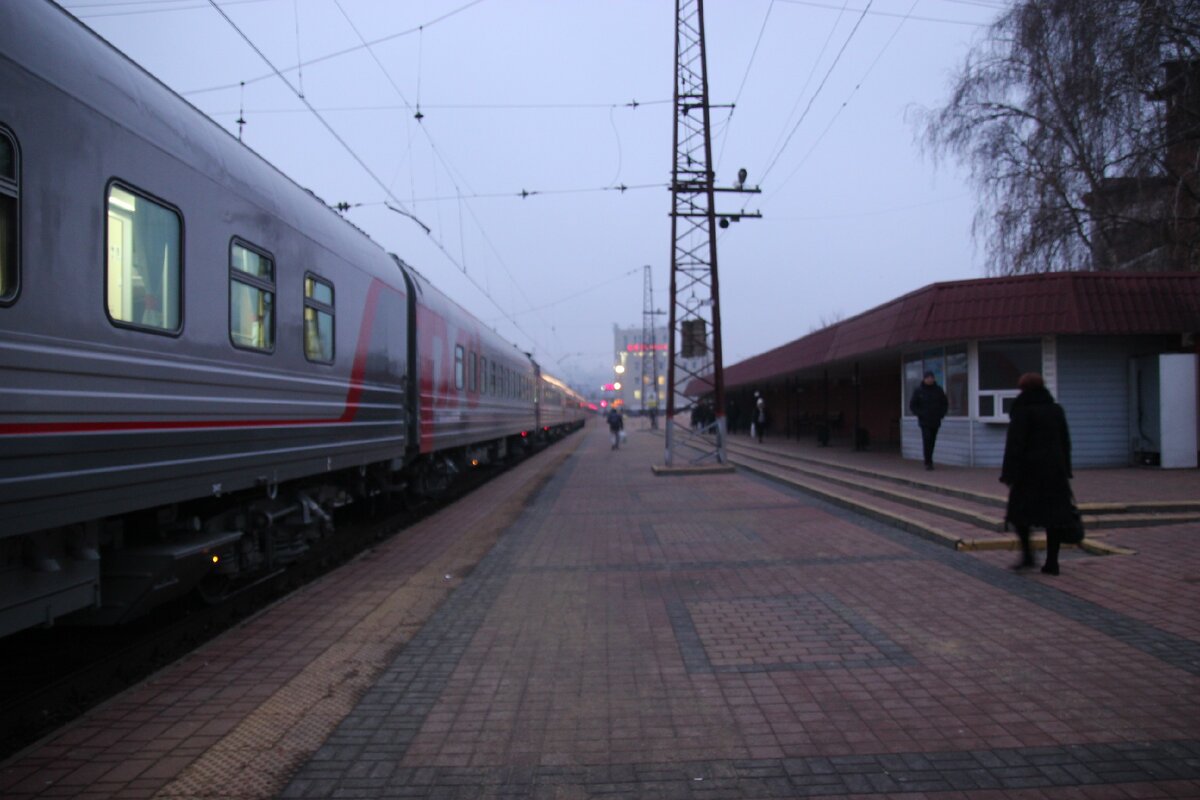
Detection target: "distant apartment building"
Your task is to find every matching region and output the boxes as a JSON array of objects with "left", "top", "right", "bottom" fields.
[{"left": 611, "top": 324, "right": 669, "bottom": 413}]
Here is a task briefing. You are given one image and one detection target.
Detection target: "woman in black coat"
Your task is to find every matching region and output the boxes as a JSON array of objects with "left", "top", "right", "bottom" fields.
[{"left": 1000, "top": 373, "right": 1074, "bottom": 575}]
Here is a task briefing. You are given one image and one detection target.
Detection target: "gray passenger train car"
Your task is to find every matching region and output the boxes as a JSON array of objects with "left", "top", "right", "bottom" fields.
[{"left": 0, "top": 1, "right": 583, "bottom": 638}]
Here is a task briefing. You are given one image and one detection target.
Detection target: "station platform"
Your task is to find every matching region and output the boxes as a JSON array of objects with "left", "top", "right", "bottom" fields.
[{"left": 3, "top": 422, "right": 1199, "bottom": 799}]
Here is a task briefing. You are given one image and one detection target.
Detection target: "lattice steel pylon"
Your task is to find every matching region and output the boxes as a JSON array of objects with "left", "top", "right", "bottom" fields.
[
  {"left": 664, "top": 0, "right": 759, "bottom": 467},
  {"left": 641, "top": 265, "right": 664, "bottom": 429}
]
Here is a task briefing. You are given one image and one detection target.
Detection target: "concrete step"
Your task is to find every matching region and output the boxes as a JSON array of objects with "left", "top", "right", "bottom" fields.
[
  {"left": 726, "top": 440, "right": 1200, "bottom": 529},
  {"left": 726, "top": 440, "right": 1007, "bottom": 532},
  {"left": 700, "top": 441, "right": 1137, "bottom": 557}
]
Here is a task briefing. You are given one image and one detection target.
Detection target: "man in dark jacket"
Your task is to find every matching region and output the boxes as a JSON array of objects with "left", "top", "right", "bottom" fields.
[
  {"left": 606, "top": 408, "right": 624, "bottom": 450},
  {"left": 1001, "top": 373, "right": 1074, "bottom": 575},
  {"left": 909, "top": 371, "right": 948, "bottom": 470}
]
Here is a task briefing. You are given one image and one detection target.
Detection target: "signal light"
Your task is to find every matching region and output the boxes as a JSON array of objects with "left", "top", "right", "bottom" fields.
[
  {"left": 521, "top": 431, "right": 528, "bottom": 438},
  {"left": 211, "top": 555, "right": 219, "bottom": 564}
]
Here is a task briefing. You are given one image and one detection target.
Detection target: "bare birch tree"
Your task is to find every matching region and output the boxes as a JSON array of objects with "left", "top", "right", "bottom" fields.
[{"left": 916, "top": 0, "right": 1200, "bottom": 274}]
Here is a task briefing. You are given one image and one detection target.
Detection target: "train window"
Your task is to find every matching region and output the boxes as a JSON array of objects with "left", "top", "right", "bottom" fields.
[
  {"left": 479, "top": 357, "right": 487, "bottom": 394},
  {"left": 304, "top": 274, "right": 334, "bottom": 363},
  {"left": 454, "top": 345, "right": 464, "bottom": 390},
  {"left": 469, "top": 351, "right": 477, "bottom": 392},
  {"left": 229, "top": 240, "right": 274, "bottom": 352},
  {"left": 0, "top": 128, "right": 17, "bottom": 303},
  {"left": 490, "top": 361, "right": 496, "bottom": 395},
  {"left": 105, "top": 183, "right": 181, "bottom": 333}
]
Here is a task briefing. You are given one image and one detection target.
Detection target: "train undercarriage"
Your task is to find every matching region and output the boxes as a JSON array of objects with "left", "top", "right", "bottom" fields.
[{"left": 0, "top": 427, "right": 578, "bottom": 640}]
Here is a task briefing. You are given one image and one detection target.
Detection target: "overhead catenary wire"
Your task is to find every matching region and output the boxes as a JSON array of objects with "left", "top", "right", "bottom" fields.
[
  {"left": 330, "top": 0, "right": 557, "bottom": 359},
  {"left": 203, "top": 0, "right": 550, "bottom": 358},
  {"left": 773, "top": 0, "right": 988, "bottom": 27},
  {"left": 759, "top": 0, "right": 853, "bottom": 187},
  {"left": 292, "top": 0, "right": 304, "bottom": 99},
  {"left": 335, "top": 182, "right": 663, "bottom": 208},
  {"left": 66, "top": 0, "right": 275, "bottom": 18},
  {"left": 716, "top": 0, "right": 775, "bottom": 175},
  {"left": 757, "top": 0, "right": 876, "bottom": 185},
  {"left": 204, "top": 100, "right": 672, "bottom": 117},
  {"left": 182, "top": 0, "right": 489, "bottom": 96},
  {"left": 764, "top": 0, "right": 925, "bottom": 203}
]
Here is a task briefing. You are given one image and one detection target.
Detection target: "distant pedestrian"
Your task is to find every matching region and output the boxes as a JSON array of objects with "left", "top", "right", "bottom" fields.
[
  {"left": 909, "top": 371, "right": 948, "bottom": 469},
  {"left": 606, "top": 408, "right": 624, "bottom": 450},
  {"left": 1001, "top": 373, "right": 1074, "bottom": 575},
  {"left": 754, "top": 394, "right": 767, "bottom": 443}
]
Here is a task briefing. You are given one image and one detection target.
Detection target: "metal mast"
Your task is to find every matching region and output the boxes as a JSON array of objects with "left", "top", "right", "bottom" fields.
[
  {"left": 664, "top": 0, "right": 759, "bottom": 467},
  {"left": 641, "top": 265, "right": 662, "bottom": 428}
]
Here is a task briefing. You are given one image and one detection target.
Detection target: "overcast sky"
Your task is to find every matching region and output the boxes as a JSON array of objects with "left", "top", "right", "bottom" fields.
[{"left": 62, "top": 0, "right": 1006, "bottom": 390}]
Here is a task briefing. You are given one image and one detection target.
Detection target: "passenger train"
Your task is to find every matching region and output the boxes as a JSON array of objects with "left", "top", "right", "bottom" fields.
[{"left": 0, "top": 1, "right": 586, "bottom": 638}]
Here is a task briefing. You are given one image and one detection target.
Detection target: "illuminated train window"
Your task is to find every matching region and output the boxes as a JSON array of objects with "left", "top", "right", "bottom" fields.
[
  {"left": 0, "top": 127, "right": 17, "bottom": 303},
  {"left": 229, "top": 240, "right": 274, "bottom": 352},
  {"left": 455, "top": 345, "right": 465, "bottom": 390},
  {"left": 304, "top": 274, "right": 334, "bottom": 363},
  {"left": 106, "top": 183, "right": 181, "bottom": 332}
]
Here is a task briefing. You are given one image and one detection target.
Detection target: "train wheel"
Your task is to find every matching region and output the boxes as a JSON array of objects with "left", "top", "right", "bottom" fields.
[{"left": 196, "top": 573, "right": 234, "bottom": 604}]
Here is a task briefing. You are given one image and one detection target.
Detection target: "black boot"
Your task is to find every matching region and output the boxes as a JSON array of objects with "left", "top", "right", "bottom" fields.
[
  {"left": 1041, "top": 530, "right": 1060, "bottom": 575},
  {"left": 1011, "top": 525, "right": 1035, "bottom": 571}
]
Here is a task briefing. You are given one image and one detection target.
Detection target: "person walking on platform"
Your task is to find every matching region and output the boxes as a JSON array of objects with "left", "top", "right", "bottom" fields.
[
  {"left": 1001, "top": 372, "right": 1075, "bottom": 575},
  {"left": 909, "top": 371, "right": 948, "bottom": 469},
  {"left": 753, "top": 393, "right": 767, "bottom": 443},
  {"left": 606, "top": 407, "right": 624, "bottom": 450}
]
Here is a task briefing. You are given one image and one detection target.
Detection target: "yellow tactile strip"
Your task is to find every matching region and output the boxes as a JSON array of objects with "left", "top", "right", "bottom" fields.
[{"left": 153, "top": 439, "right": 580, "bottom": 799}]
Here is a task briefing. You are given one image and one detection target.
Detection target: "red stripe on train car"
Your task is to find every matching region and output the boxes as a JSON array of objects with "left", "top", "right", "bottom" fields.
[{"left": 0, "top": 280, "right": 388, "bottom": 436}]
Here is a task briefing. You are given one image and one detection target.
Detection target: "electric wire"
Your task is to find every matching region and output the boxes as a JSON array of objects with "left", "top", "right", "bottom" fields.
[
  {"left": 339, "top": 182, "right": 663, "bottom": 207},
  {"left": 292, "top": 0, "right": 304, "bottom": 99},
  {"left": 206, "top": 100, "right": 672, "bottom": 115},
  {"left": 66, "top": 0, "right": 273, "bottom": 18},
  {"left": 183, "top": 0, "right": 489, "bottom": 96},
  {"left": 69, "top": 0, "right": 265, "bottom": 6},
  {"left": 758, "top": 0, "right": 876, "bottom": 185},
  {"left": 203, "top": 0, "right": 547, "bottom": 356},
  {"left": 759, "top": 0, "right": 851, "bottom": 186},
  {"left": 330, "top": 0, "right": 555, "bottom": 358},
  {"left": 767, "top": 0, "right": 923, "bottom": 201},
  {"left": 774, "top": 0, "right": 987, "bottom": 27},
  {"left": 716, "top": 0, "right": 775, "bottom": 175}
]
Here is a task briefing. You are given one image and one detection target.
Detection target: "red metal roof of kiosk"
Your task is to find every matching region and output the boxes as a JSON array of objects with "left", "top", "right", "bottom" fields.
[{"left": 718, "top": 272, "right": 1200, "bottom": 389}]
